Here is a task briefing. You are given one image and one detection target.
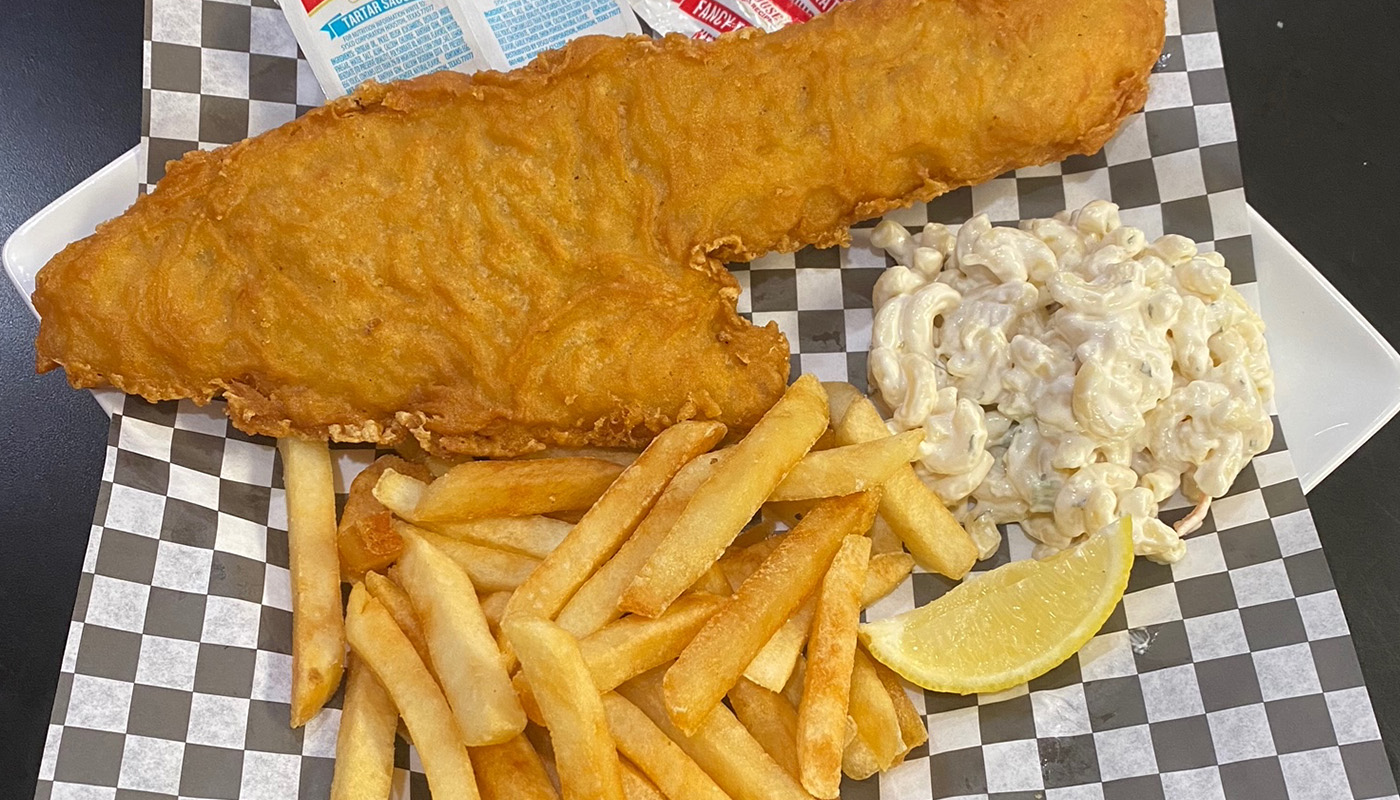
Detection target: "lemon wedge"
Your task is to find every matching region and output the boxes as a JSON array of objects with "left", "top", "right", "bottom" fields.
[{"left": 860, "top": 517, "right": 1133, "bottom": 694}]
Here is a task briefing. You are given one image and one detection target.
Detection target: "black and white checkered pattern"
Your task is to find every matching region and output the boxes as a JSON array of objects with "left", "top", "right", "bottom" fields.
[{"left": 36, "top": 0, "right": 1400, "bottom": 796}]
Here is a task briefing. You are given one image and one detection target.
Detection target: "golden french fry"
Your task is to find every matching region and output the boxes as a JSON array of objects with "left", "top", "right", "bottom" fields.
[
  {"left": 344, "top": 584, "right": 479, "bottom": 800},
  {"left": 811, "top": 429, "right": 839, "bottom": 452},
  {"left": 371, "top": 468, "right": 430, "bottom": 521},
  {"left": 518, "top": 447, "right": 641, "bottom": 468},
  {"left": 516, "top": 593, "right": 727, "bottom": 723},
  {"left": 413, "top": 458, "right": 626, "bottom": 523},
  {"left": 472, "top": 735, "right": 560, "bottom": 800},
  {"left": 861, "top": 552, "right": 915, "bottom": 607},
  {"left": 604, "top": 693, "right": 730, "bottom": 800},
  {"left": 619, "top": 669, "right": 812, "bottom": 800},
  {"left": 762, "top": 499, "right": 818, "bottom": 529},
  {"left": 364, "top": 570, "right": 432, "bottom": 671},
  {"left": 619, "top": 759, "right": 667, "bottom": 800},
  {"left": 731, "top": 519, "right": 777, "bottom": 549},
  {"left": 582, "top": 594, "right": 727, "bottom": 693},
  {"left": 846, "top": 648, "right": 904, "bottom": 771},
  {"left": 420, "top": 515, "right": 574, "bottom": 559},
  {"left": 872, "top": 658, "right": 928, "bottom": 753},
  {"left": 743, "top": 595, "right": 815, "bottom": 692},
  {"left": 547, "top": 508, "right": 590, "bottom": 525},
  {"left": 716, "top": 535, "right": 786, "bottom": 590},
  {"left": 798, "top": 535, "right": 871, "bottom": 799},
  {"left": 728, "top": 677, "right": 801, "bottom": 780},
  {"left": 339, "top": 456, "right": 433, "bottom": 580},
  {"left": 278, "top": 437, "right": 345, "bottom": 728},
  {"left": 691, "top": 563, "right": 734, "bottom": 597},
  {"left": 867, "top": 516, "right": 903, "bottom": 555},
  {"left": 827, "top": 388, "right": 977, "bottom": 579},
  {"left": 397, "top": 530, "right": 525, "bottom": 745},
  {"left": 841, "top": 736, "right": 882, "bottom": 781},
  {"left": 505, "top": 422, "right": 726, "bottom": 625},
  {"left": 397, "top": 521, "right": 541, "bottom": 592},
  {"left": 555, "top": 450, "right": 726, "bottom": 638},
  {"left": 505, "top": 618, "right": 625, "bottom": 800},
  {"left": 782, "top": 656, "right": 806, "bottom": 709},
  {"left": 769, "top": 431, "right": 924, "bottom": 502},
  {"left": 329, "top": 656, "right": 398, "bottom": 800},
  {"left": 480, "top": 591, "right": 511, "bottom": 634},
  {"left": 622, "top": 376, "right": 830, "bottom": 618},
  {"left": 664, "top": 493, "right": 879, "bottom": 734}
]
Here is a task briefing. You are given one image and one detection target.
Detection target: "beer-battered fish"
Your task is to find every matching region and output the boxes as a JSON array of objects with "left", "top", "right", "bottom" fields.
[{"left": 33, "top": 0, "right": 1164, "bottom": 456}]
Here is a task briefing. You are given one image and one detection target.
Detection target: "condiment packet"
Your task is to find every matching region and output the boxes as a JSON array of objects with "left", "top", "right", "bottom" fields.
[
  {"left": 280, "top": 0, "right": 485, "bottom": 98},
  {"left": 628, "top": 0, "right": 757, "bottom": 39},
  {"left": 448, "top": 0, "right": 641, "bottom": 69},
  {"left": 282, "top": 0, "right": 640, "bottom": 99}
]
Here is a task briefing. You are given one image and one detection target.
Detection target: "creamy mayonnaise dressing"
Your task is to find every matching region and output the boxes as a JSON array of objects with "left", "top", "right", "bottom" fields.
[{"left": 868, "top": 201, "right": 1274, "bottom": 563}]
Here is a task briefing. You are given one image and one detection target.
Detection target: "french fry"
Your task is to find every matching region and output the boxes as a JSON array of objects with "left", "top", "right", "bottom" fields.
[
  {"left": 420, "top": 515, "right": 574, "bottom": 559},
  {"left": 845, "top": 648, "right": 904, "bottom": 772},
  {"left": 622, "top": 376, "right": 830, "bottom": 618},
  {"left": 329, "top": 656, "right": 398, "bottom": 800},
  {"left": 397, "top": 521, "right": 541, "bottom": 592},
  {"left": 604, "top": 693, "right": 730, "bottom": 800},
  {"left": 519, "top": 447, "right": 641, "bottom": 468},
  {"left": 716, "top": 535, "right": 785, "bottom": 590},
  {"left": 762, "top": 499, "right": 818, "bottom": 529},
  {"left": 338, "top": 456, "right": 434, "bottom": 580},
  {"left": 396, "top": 530, "right": 526, "bottom": 746},
  {"left": 769, "top": 431, "right": 924, "bottom": 502},
  {"left": 731, "top": 519, "right": 777, "bottom": 549},
  {"left": 811, "top": 429, "right": 839, "bottom": 451},
  {"left": 841, "top": 736, "right": 882, "bottom": 782},
  {"left": 782, "top": 656, "right": 806, "bottom": 709},
  {"left": 344, "top": 585, "right": 479, "bottom": 800},
  {"left": 278, "top": 437, "right": 345, "bottom": 728},
  {"left": 618, "top": 669, "right": 812, "bottom": 800},
  {"left": 364, "top": 570, "right": 432, "bottom": 668},
  {"left": 867, "top": 516, "right": 903, "bottom": 555},
  {"left": 547, "top": 508, "right": 590, "bottom": 525},
  {"left": 505, "top": 618, "right": 625, "bottom": 800},
  {"left": 413, "top": 458, "right": 626, "bottom": 523},
  {"left": 480, "top": 591, "right": 511, "bottom": 634},
  {"left": 728, "top": 677, "right": 801, "bottom": 780},
  {"left": 371, "top": 468, "right": 430, "bottom": 521},
  {"left": 691, "top": 563, "right": 733, "bottom": 597},
  {"left": 504, "top": 422, "right": 726, "bottom": 624},
  {"left": 555, "top": 450, "right": 725, "bottom": 638},
  {"left": 581, "top": 594, "right": 727, "bottom": 692},
  {"left": 619, "top": 760, "right": 667, "bottom": 800},
  {"left": 516, "top": 593, "right": 727, "bottom": 721},
  {"left": 664, "top": 493, "right": 879, "bottom": 734},
  {"left": 826, "top": 386, "right": 977, "bottom": 579},
  {"left": 743, "top": 595, "right": 815, "bottom": 692},
  {"left": 861, "top": 552, "right": 915, "bottom": 607},
  {"left": 872, "top": 659, "right": 928, "bottom": 753},
  {"left": 798, "top": 535, "right": 871, "bottom": 799},
  {"left": 472, "top": 735, "right": 560, "bottom": 800}
]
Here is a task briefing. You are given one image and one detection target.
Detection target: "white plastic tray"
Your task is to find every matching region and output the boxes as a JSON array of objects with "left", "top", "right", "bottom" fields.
[{"left": 7, "top": 147, "right": 1399, "bottom": 492}]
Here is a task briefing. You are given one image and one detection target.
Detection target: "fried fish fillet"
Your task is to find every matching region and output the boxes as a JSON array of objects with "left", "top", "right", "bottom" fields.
[{"left": 33, "top": 0, "right": 1163, "bottom": 455}]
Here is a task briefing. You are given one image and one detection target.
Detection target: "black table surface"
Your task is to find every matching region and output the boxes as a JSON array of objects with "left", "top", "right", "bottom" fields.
[{"left": 2, "top": 0, "right": 1397, "bottom": 795}]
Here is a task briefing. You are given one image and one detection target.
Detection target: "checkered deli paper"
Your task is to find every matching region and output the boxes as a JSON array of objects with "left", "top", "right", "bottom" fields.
[{"left": 34, "top": 0, "right": 1399, "bottom": 798}]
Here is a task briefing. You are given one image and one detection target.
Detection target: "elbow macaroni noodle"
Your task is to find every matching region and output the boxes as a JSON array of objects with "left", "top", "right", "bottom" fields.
[{"left": 869, "top": 201, "right": 1275, "bottom": 563}]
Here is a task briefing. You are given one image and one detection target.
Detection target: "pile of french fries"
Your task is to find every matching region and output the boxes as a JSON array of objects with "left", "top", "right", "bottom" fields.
[{"left": 277, "top": 375, "right": 980, "bottom": 800}]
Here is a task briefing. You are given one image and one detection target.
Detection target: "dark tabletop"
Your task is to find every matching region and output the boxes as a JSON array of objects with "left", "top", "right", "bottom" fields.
[{"left": 2, "top": 0, "right": 1398, "bottom": 795}]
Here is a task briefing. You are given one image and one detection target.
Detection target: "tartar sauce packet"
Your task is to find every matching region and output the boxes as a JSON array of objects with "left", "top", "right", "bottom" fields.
[
  {"left": 282, "top": 0, "right": 639, "bottom": 99},
  {"left": 280, "top": 0, "right": 485, "bottom": 98}
]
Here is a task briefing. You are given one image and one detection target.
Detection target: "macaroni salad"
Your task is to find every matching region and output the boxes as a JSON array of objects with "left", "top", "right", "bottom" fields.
[{"left": 868, "top": 201, "right": 1275, "bottom": 563}]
